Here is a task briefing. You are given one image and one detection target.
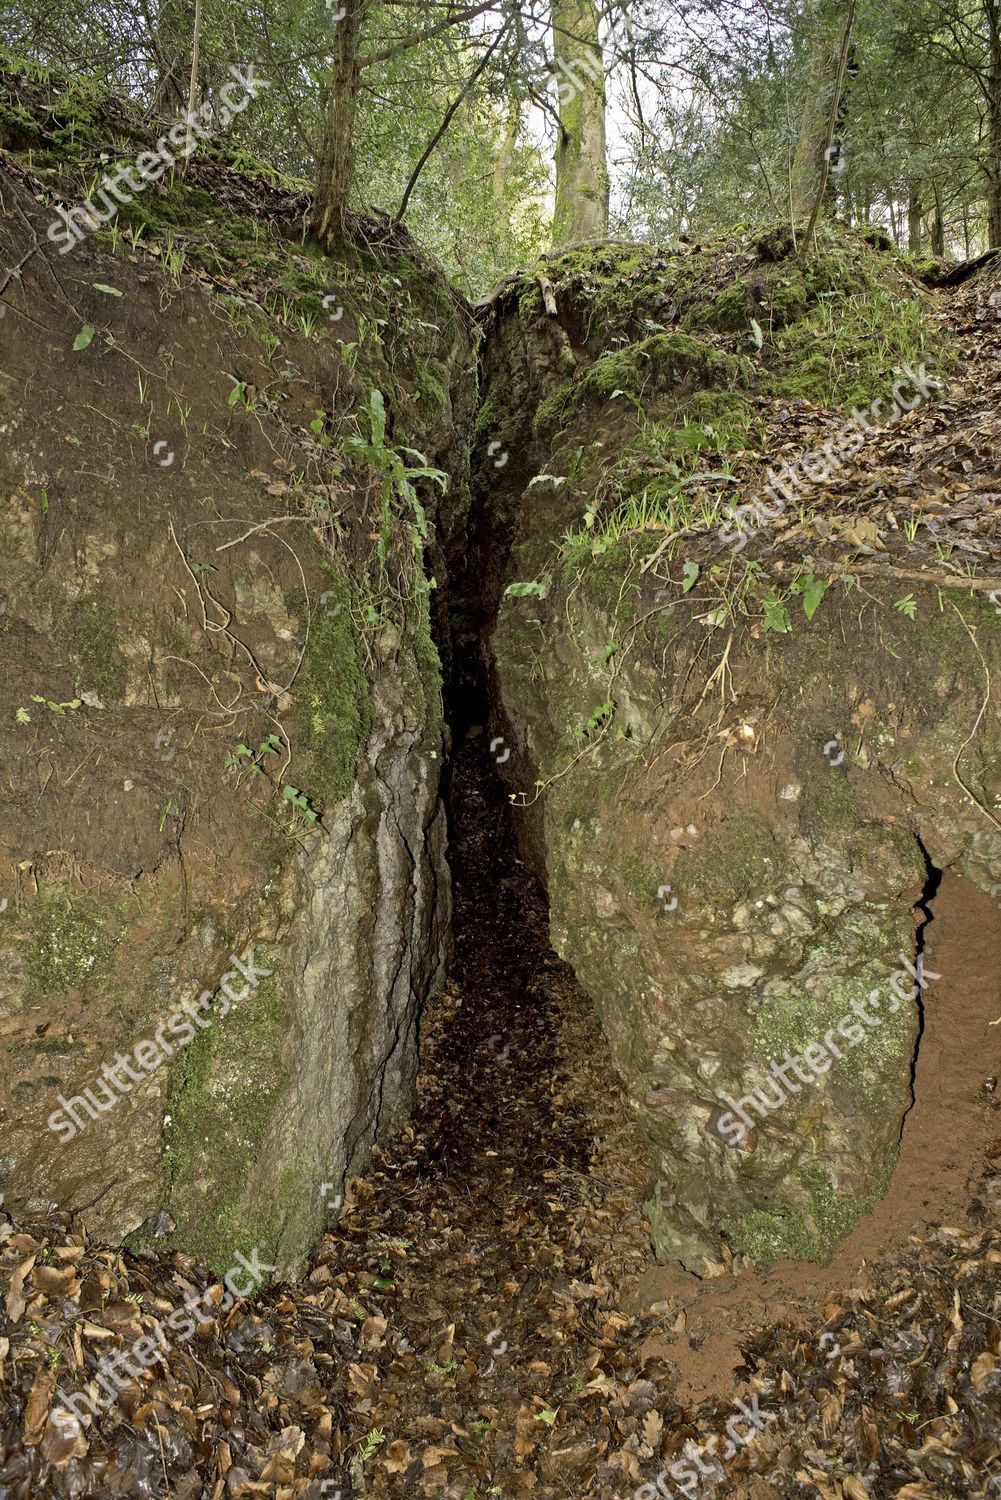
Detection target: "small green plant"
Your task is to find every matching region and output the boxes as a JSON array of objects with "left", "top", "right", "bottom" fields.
[
  {"left": 895, "top": 593, "right": 918, "bottom": 619},
  {"left": 504, "top": 578, "right": 549, "bottom": 600},
  {"left": 355, "top": 1428, "right": 386, "bottom": 1463},
  {"left": 789, "top": 570, "right": 829, "bottom": 620},
  {"left": 578, "top": 699, "right": 614, "bottom": 741},
  {"left": 28, "top": 694, "right": 83, "bottom": 715},
  {"left": 344, "top": 389, "right": 447, "bottom": 566},
  {"left": 282, "top": 784, "right": 320, "bottom": 825},
  {"left": 761, "top": 591, "right": 792, "bottom": 633},
  {"left": 224, "top": 733, "right": 283, "bottom": 774}
]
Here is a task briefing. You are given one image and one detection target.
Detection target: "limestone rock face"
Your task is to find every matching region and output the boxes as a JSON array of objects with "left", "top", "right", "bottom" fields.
[
  {"left": 0, "top": 167, "right": 471, "bottom": 1279},
  {"left": 470, "top": 235, "right": 1001, "bottom": 1270}
]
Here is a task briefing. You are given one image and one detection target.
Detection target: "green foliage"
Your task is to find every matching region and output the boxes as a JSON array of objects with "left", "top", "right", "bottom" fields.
[
  {"left": 344, "top": 388, "right": 447, "bottom": 566},
  {"left": 224, "top": 734, "right": 283, "bottom": 774}
]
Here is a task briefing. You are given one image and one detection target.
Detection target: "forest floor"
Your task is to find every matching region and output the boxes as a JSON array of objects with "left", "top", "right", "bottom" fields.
[{"left": 3, "top": 273, "right": 1001, "bottom": 1499}]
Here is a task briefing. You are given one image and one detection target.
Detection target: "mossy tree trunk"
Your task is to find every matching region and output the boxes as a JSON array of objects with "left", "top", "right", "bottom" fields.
[
  {"left": 790, "top": 0, "right": 853, "bottom": 223},
  {"left": 987, "top": 0, "right": 1001, "bottom": 246},
  {"left": 314, "top": 0, "right": 366, "bottom": 248},
  {"left": 551, "top": 0, "right": 608, "bottom": 246}
]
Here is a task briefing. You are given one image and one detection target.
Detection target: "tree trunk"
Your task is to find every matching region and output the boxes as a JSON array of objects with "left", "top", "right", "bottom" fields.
[
  {"left": 313, "top": 0, "right": 366, "bottom": 248},
  {"left": 931, "top": 180, "right": 945, "bottom": 256},
  {"left": 150, "top": 0, "right": 190, "bottom": 114},
  {"left": 907, "top": 183, "right": 922, "bottom": 253},
  {"left": 493, "top": 100, "right": 520, "bottom": 239},
  {"left": 790, "top": 1, "right": 843, "bottom": 219},
  {"left": 551, "top": 0, "right": 608, "bottom": 246},
  {"left": 181, "top": 0, "right": 202, "bottom": 165},
  {"left": 987, "top": 0, "right": 1001, "bottom": 246}
]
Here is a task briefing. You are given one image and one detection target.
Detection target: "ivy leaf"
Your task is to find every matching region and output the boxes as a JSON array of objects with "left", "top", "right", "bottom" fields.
[
  {"left": 762, "top": 592, "right": 792, "bottom": 633},
  {"left": 792, "top": 571, "right": 829, "bottom": 620},
  {"left": 504, "top": 579, "right": 549, "bottom": 599},
  {"left": 92, "top": 283, "right": 122, "bottom": 297},
  {"left": 73, "top": 325, "right": 95, "bottom": 351},
  {"left": 681, "top": 561, "right": 700, "bottom": 593}
]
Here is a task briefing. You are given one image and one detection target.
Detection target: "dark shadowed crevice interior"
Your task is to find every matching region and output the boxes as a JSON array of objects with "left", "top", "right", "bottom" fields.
[{"left": 901, "top": 836, "right": 945, "bottom": 1126}]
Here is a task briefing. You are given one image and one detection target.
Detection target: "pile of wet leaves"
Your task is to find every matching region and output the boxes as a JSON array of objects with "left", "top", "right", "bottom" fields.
[{"left": 3, "top": 1190, "right": 1001, "bottom": 1496}]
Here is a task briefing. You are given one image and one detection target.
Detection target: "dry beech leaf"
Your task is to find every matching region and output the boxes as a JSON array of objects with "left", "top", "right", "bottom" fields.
[
  {"left": 642, "top": 1410, "right": 663, "bottom": 1449},
  {"left": 22, "top": 1364, "right": 57, "bottom": 1445},
  {"left": 971, "top": 1351, "right": 995, "bottom": 1391}
]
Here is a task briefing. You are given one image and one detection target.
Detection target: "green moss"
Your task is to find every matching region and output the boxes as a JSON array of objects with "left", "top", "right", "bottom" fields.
[
  {"left": 712, "top": 282, "right": 751, "bottom": 331},
  {"left": 415, "top": 362, "right": 448, "bottom": 411},
  {"left": 723, "top": 1204, "right": 819, "bottom": 1267},
  {"left": 620, "top": 851, "right": 654, "bottom": 905},
  {"left": 534, "top": 379, "right": 576, "bottom": 438},
  {"left": 580, "top": 333, "right": 750, "bottom": 405},
  {"left": 64, "top": 592, "right": 128, "bottom": 703},
  {"left": 764, "top": 281, "right": 946, "bottom": 413},
  {"left": 288, "top": 572, "right": 370, "bottom": 813},
  {"left": 122, "top": 1222, "right": 156, "bottom": 1254},
  {"left": 814, "top": 768, "right": 855, "bottom": 825},
  {"left": 25, "top": 890, "right": 123, "bottom": 997},
  {"left": 724, "top": 1153, "right": 893, "bottom": 1268},
  {"left": 751, "top": 926, "right": 914, "bottom": 1111},
  {"left": 165, "top": 949, "right": 289, "bottom": 1274}
]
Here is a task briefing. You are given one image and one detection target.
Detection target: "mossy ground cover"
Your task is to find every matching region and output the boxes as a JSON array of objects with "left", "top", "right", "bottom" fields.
[
  {"left": 24, "top": 887, "right": 127, "bottom": 998},
  {"left": 501, "top": 222, "right": 953, "bottom": 596}
]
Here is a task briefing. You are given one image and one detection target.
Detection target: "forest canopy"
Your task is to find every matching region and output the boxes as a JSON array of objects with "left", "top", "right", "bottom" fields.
[{"left": 2, "top": 0, "right": 999, "bottom": 294}]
